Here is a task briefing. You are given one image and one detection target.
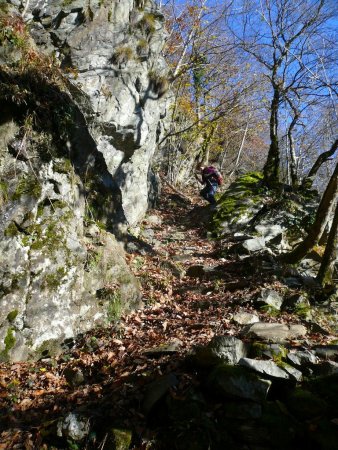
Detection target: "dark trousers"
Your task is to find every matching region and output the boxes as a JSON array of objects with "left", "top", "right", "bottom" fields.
[{"left": 200, "top": 182, "right": 217, "bottom": 204}]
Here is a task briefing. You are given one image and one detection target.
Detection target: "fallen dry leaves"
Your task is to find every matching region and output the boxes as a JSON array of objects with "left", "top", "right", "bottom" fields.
[{"left": 0, "top": 185, "right": 334, "bottom": 448}]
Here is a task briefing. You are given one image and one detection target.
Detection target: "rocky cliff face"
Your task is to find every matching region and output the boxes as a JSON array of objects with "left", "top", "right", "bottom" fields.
[{"left": 0, "top": 0, "right": 168, "bottom": 361}]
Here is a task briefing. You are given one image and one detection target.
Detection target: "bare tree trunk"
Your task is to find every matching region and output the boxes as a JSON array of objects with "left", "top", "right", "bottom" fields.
[
  {"left": 264, "top": 84, "right": 280, "bottom": 187},
  {"left": 302, "top": 138, "right": 338, "bottom": 189},
  {"left": 287, "top": 118, "right": 299, "bottom": 187},
  {"left": 316, "top": 200, "right": 338, "bottom": 287},
  {"left": 281, "top": 160, "right": 338, "bottom": 264},
  {"left": 229, "top": 121, "right": 249, "bottom": 177}
]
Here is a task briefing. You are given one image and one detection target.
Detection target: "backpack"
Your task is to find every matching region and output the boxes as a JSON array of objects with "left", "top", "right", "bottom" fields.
[{"left": 202, "top": 166, "right": 223, "bottom": 186}]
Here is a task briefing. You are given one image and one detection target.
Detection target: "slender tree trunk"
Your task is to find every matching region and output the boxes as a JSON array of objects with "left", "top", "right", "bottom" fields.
[
  {"left": 281, "top": 161, "right": 338, "bottom": 264},
  {"left": 229, "top": 121, "right": 249, "bottom": 177},
  {"left": 289, "top": 134, "right": 298, "bottom": 187},
  {"left": 264, "top": 84, "right": 280, "bottom": 187},
  {"left": 316, "top": 200, "right": 338, "bottom": 287},
  {"left": 302, "top": 138, "right": 338, "bottom": 189},
  {"left": 288, "top": 120, "right": 299, "bottom": 188}
]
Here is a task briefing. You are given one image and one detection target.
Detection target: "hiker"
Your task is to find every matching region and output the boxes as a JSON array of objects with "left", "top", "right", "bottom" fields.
[{"left": 196, "top": 163, "right": 223, "bottom": 205}]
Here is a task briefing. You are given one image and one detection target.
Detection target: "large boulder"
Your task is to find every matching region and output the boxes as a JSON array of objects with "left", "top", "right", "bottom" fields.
[
  {"left": 0, "top": 0, "right": 167, "bottom": 360},
  {"left": 192, "top": 336, "right": 248, "bottom": 367}
]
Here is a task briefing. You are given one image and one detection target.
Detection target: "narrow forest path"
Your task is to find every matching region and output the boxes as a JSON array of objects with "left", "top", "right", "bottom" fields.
[{"left": 1, "top": 183, "right": 335, "bottom": 449}]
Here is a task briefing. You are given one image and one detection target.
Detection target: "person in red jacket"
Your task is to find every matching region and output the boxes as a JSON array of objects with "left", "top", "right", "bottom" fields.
[{"left": 196, "top": 163, "right": 223, "bottom": 205}]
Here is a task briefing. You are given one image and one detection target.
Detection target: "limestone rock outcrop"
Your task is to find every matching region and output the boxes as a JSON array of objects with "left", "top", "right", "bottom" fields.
[{"left": 0, "top": 0, "right": 168, "bottom": 360}]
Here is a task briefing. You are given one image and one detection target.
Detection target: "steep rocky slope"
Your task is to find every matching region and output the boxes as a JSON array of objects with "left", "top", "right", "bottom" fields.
[{"left": 0, "top": 0, "right": 168, "bottom": 361}]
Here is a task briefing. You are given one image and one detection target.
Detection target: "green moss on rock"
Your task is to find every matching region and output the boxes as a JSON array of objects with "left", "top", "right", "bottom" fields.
[
  {"left": 4, "top": 222, "right": 19, "bottom": 237},
  {"left": 0, "top": 180, "right": 8, "bottom": 205},
  {"left": 211, "top": 172, "right": 265, "bottom": 236},
  {"left": 41, "top": 267, "right": 67, "bottom": 290},
  {"left": 110, "top": 428, "right": 132, "bottom": 450},
  {"left": 7, "top": 310, "right": 18, "bottom": 322},
  {"left": 12, "top": 174, "right": 42, "bottom": 201},
  {"left": 97, "top": 286, "right": 123, "bottom": 321},
  {"left": 53, "top": 158, "right": 73, "bottom": 174},
  {"left": 0, "top": 327, "right": 16, "bottom": 361}
]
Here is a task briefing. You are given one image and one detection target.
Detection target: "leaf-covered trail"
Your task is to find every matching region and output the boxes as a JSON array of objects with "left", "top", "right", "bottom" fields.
[{"left": 0, "top": 184, "right": 324, "bottom": 448}]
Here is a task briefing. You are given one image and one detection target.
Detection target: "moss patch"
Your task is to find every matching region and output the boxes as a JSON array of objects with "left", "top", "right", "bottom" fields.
[
  {"left": 0, "top": 180, "right": 8, "bottom": 205},
  {"left": 211, "top": 172, "right": 265, "bottom": 236},
  {"left": 12, "top": 174, "right": 42, "bottom": 201},
  {"left": 41, "top": 267, "right": 67, "bottom": 291},
  {"left": 0, "top": 327, "right": 16, "bottom": 361},
  {"left": 4, "top": 222, "right": 19, "bottom": 237},
  {"left": 97, "top": 286, "right": 123, "bottom": 321},
  {"left": 110, "top": 428, "right": 132, "bottom": 450},
  {"left": 7, "top": 309, "right": 18, "bottom": 322}
]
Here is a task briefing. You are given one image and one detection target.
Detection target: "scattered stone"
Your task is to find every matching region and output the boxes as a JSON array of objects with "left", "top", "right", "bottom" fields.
[
  {"left": 250, "top": 342, "right": 287, "bottom": 359},
  {"left": 242, "top": 237, "right": 266, "bottom": 253},
  {"left": 243, "top": 322, "right": 307, "bottom": 343},
  {"left": 288, "top": 324, "right": 308, "bottom": 339},
  {"left": 193, "top": 336, "right": 247, "bottom": 367},
  {"left": 143, "top": 339, "right": 182, "bottom": 356},
  {"left": 287, "top": 350, "right": 318, "bottom": 368},
  {"left": 110, "top": 428, "right": 133, "bottom": 450},
  {"left": 63, "top": 368, "right": 85, "bottom": 387},
  {"left": 142, "top": 373, "right": 178, "bottom": 414},
  {"left": 208, "top": 365, "right": 271, "bottom": 402},
  {"left": 233, "top": 311, "right": 260, "bottom": 325},
  {"left": 57, "top": 413, "right": 90, "bottom": 441},
  {"left": 282, "top": 364, "right": 303, "bottom": 382},
  {"left": 238, "top": 358, "right": 289, "bottom": 380},
  {"left": 125, "top": 242, "right": 139, "bottom": 253},
  {"left": 255, "top": 224, "right": 283, "bottom": 241},
  {"left": 283, "top": 293, "right": 309, "bottom": 309},
  {"left": 299, "top": 256, "right": 321, "bottom": 278},
  {"left": 313, "top": 345, "right": 338, "bottom": 360},
  {"left": 257, "top": 289, "right": 283, "bottom": 310},
  {"left": 140, "top": 228, "right": 155, "bottom": 243}
]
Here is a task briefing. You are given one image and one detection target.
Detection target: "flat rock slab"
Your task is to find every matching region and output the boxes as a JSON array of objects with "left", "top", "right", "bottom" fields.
[
  {"left": 287, "top": 350, "right": 318, "bottom": 367},
  {"left": 242, "top": 237, "right": 266, "bottom": 252},
  {"left": 244, "top": 322, "right": 307, "bottom": 343},
  {"left": 233, "top": 311, "right": 260, "bottom": 325},
  {"left": 257, "top": 289, "right": 283, "bottom": 310},
  {"left": 239, "top": 358, "right": 289, "bottom": 380},
  {"left": 208, "top": 365, "right": 271, "bottom": 402},
  {"left": 143, "top": 339, "right": 182, "bottom": 356}
]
